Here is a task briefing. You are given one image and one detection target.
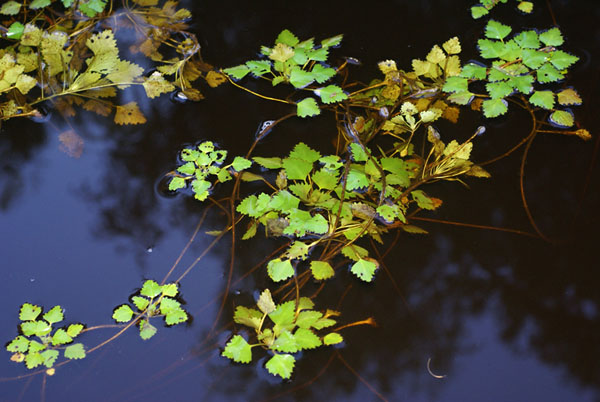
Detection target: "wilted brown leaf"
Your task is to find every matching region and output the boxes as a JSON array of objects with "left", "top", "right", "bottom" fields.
[
  {"left": 114, "top": 101, "right": 147, "bottom": 125},
  {"left": 58, "top": 130, "right": 84, "bottom": 158},
  {"left": 205, "top": 71, "right": 227, "bottom": 88}
]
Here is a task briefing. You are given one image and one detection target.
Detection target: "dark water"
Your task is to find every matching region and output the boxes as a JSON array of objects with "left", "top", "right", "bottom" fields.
[{"left": 1, "top": 1, "right": 599, "bottom": 401}]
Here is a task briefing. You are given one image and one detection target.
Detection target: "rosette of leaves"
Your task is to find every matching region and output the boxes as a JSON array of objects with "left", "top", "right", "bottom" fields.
[
  {"left": 168, "top": 141, "right": 252, "bottom": 201},
  {"left": 5, "top": 303, "right": 85, "bottom": 370},
  {"left": 235, "top": 141, "right": 466, "bottom": 283},
  {"left": 470, "top": 0, "right": 533, "bottom": 19},
  {"left": 112, "top": 280, "right": 189, "bottom": 340},
  {"left": 222, "top": 289, "right": 343, "bottom": 379},
  {"left": 222, "top": 29, "right": 346, "bottom": 117},
  {"left": 443, "top": 20, "right": 582, "bottom": 127}
]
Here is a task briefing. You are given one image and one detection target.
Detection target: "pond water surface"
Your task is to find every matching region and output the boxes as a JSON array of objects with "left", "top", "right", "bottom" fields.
[{"left": 1, "top": 1, "right": 599, "bottom": 401}]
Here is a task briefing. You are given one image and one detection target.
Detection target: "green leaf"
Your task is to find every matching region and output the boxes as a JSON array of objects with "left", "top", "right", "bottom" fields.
[
  {"left": 271, "top": 330, "right": 299, "bottom": 353},
  {"left": 267, "top": 258, "right": 295, "bottom": 282},
  {"left": 514, "top": 30, "right": 540, "bottom": 49},
  {"left": 286, "top": 241, "right": 310, "bottom": 261},
  {"left": 289, "top": 66, "right": 315, "bottom": 88},
  {"left": 539, "top": 27, "right": 564, "bottom": 46},
  {"left": 257, "top": 289, "right": 276, "bottom": 314},
  {"left": 28, "top": 339, "right": 46, "bottom": 353},
  {"left": 234, "top": 306, "right": 263, "bottom": 329},
  {"left": 460, "top": 63, "right": 487, "bottom": 80},
  {"left": 112, "top": 305, "right": 134, "bottom": 323},
  {"left": 43, "top": 306, "right": 64, "bottom": 324},
  {"left": 269, "top": 190, "right": 300, "bottom": 212},
  {"left": 529, "top": 90, "right": 555, "bottom": 109},
  {"left": 346, "top": 167, "right": 369, "bottom": 191},
  {"left": 66, "top": 324, "right": 84, "bottom": 338},
  {"left": 323, "top": 332, "right": 344, "bottom": 346},
  {"left": 536, "top": 63, "right": 563, "bottom": 83},
  {"left": 164, "top": 308, "right": 188, "bottom": 326},
  {"left": 223, "top": 65, "right": 250, "bottom": 80},
  {"left": 289, "top": 142, "right": 321, "bottom": 163},
  {"left": 412, "top": 190, "right": 439, "bottom": 210},
  {"left": 0, "top": 1, "right": 21, "bottom": 15},
  {"left": 246, "top": 60, "right": 272, "bottom": 76},
  {"left": 312, "top": 317, "right": 337, "bottom": 330},
  {"left": 231, "top": 156, "right": 252, "bottom": 171},
  {"left": 265, "top": 354, "right": 295, "bottom": 379},
  {"left": 139, "top": 320, "right": 157, "bottom": 340},
  {"left": 350, "top": 258, "right": 378, "bottom": 282},
  {"left": 477, "top": 39, "right": 505, "bottom": 59},
  {"left": 236, "top": 194, "right": 271, "bottom": 217},
  {"left": 253, "top": 156, "right": 283, "bottom": 169},
  {"left": 485, "top": 20, "right": 512, "bottom": 40},
  {"left": 41, "top": 349, "right": 59, "bottom": 368},
  {"left": 376, "top": 204, "right": 401, "bottom": 223},
  {"left": 321, "top": 34, "right": 343, "bottom": 48},
  {"left": 316, "top": 85, "right": 347, "bottom": 104},
  {"left": 295, "top": 311, "right": 322, "bottom": 329},
  {"left": 276, "top": 29, "right": 299, "bottom": 46},
  {"left": 349, "top": 143, "right": 368, "bottom": 162},
  {"left": 223, "top": 335, "right": 252, "bottom": 363},
  {"left": 268, "top": 301, "right": 296, "bottom": 329},
  {"left": 310, "top": 261, "right": 334, "bottom": 280},
  {"left": 471, "top": 5, "right": 488, "bottom": 19},
  {"left": 25, "top": 352, "right": 44, "bottom": 369},
  {"left": 296, "top": 97, "right": 320, "bottom": 118},
  {"left": 64, "top": 343, "right": 86, "bottom": 359},
  {"left": 522, "top": 49, "right": 549, "bottom": 70},
  {"left": 176, "top": 162, "right": 195, "bottom": 175},
  {"left": 282, "top": 157, "right": 313, "bottom": 180},
  {"left": 482, "top": 98, "right": 509, "bottom": 117},
  {"left": 341, "top": 244, "right": 369, "bottom": 261},
  {"left": 549, "top": 110, "right": 574, "bottom": 128},
  {"left": 509, "top": 74, "right": 534, "bottom": 94},
  {"left": 20, "top": 303, "right": 42, "bottom": 321},
  {"left": 311, "top": 64, "right": 336, "bottom": 83},
  {"left": 61, "top": 0, "right": 75, "bottom": 6},
  {"left": 132, "top": 296, "right": 150, "bottom": 311},
  {"left": 517, "top": 1, "right": 533, "bottom": 13},
  {"left": 549, "top": 50, "right": 578, "bottom": 70},
  {"left": 294, "top": 328, "right": 322, "bottom": 349},
  {"left": 312, "top": 169, "right": 338, "bottom": 190},
  {"left": 486, "top": 81, "right": 513, "bottom": 99},
  {"left": 141, "top": 280, "right": 162, "bottom": 298},
  {"left": 307, "top": 47, "right": 328, "bottom": 62},
  {"left": 192, "top": 179, "right": 212, "bottom": 201},
  {"left": 6, "top": 336, "right": 29, "bottom": 352},
  {"left": 447, "top": 91, "right": 475, "bottom": 105},
  {"left": 161, "top": 283, "right": 178, "bottom": 297},
  {"left": 169, "top": 177, "right": 186, "bottom": 191},
  {"left": 29, "top": 0, "right": 51, "bottom": 9},
  {"left": 21, "top": 320, "right": 52, "bottom": 337},
  {"left": 52, "top": 328, "right": 73, "bottom": 346}
]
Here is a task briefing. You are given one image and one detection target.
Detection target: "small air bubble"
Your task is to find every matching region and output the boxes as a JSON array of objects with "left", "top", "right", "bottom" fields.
[
  {"left": 146, "top": 247, "right": 153, "bottom": 253},
  {"left": 170, "top": 91, "right": 188, "bottom": 104},
  {"left": 379, "top": 107, "right": 389, "bottom": 119},
  {"left": 476, "top": 126, "right": 486, "bottom": 136}
]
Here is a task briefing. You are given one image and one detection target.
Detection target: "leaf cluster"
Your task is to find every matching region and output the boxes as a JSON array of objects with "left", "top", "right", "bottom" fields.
[
  {"left": 112, "top": 280, "right": 189, "bottom": 340},
  {"left": 443, "top": 20, "right": 581, "bottom": 126},
  {"left": 470, "top": 0, "right": 533, "bottom": 19},
  {"left": 223, "top": 29, "right": 346, "bottom": 118},
  {"left": 5, "top": 303, "right": 85, "bottom": 370},
  {"left": 168, "top": 141, "right": 252, "bottom": 201},
  {"left": 222, "top": 289, "right": 343, "bottom": 379}
]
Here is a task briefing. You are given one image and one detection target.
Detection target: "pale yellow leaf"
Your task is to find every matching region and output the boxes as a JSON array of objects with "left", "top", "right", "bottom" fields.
[
  {"left": 426, "top": 45, "right": 446, "bottom": 65},
  {"left": 445, "top": 55, "right": 461, "bottom": 77},
  {"left": 269, "top": 43, "right": 295, "bottom": 62},
  {"left": 15, "top": 74, "right": 37, "bottom": 94},
  {"left": 143, "top": 71, "right": 175, "bottom": 98},
  {"left": 378, "top": 59, "right": 397, "bottom": 74},
  {"left": 82, "top": 99, "right": 112, "bottom": 116},
  {"left": 20, "top": 24, "right": 42, "bottom": 47},
  {"left": 442, "top": 37, "right": 461, "bottom": 55},
  {"left": 557, "top": 88, "right": 582, "bottom": 106}
]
